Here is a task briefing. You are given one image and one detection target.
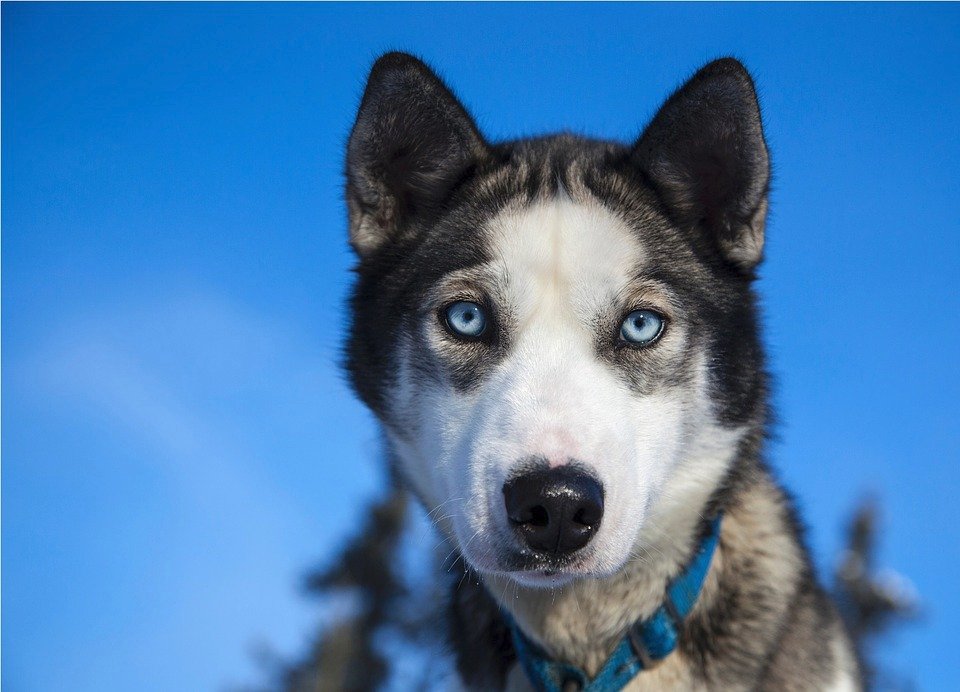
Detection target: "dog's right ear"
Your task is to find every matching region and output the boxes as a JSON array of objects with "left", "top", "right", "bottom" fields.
[{"left": 346, "top": 52, "right": 488, "bottom": 257}]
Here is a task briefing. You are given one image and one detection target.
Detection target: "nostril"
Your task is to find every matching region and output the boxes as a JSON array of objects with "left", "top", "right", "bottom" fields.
[
  {"left": 508, "top": 503, "right": 550, "bottom": 528},
  {"left": 528, "top": 505, "right": 549, "bottom": 528},
  {"left": 573, "top": 504, "right": 601, "bottom": 527}
]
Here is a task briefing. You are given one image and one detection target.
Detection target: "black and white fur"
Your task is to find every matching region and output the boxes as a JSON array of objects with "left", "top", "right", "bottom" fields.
[{"left": 344, "top": 52, "right": 861, "bottom": 690}]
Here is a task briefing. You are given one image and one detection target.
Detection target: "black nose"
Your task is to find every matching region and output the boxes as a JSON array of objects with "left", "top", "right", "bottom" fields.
[{"left": 503, "top": 467, "right": 604, "bottom": 556}]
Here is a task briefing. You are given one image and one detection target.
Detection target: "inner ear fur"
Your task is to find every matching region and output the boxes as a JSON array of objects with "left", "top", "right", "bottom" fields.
[
  {"left": 346, "top": 52, "right": 488, "bottom": 257},
  {"left": 634, "top": 58, "right": 771, "bottom": 272}
]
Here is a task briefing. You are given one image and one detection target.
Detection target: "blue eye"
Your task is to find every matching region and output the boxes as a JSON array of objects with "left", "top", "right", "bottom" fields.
[
  {"left": 619, "top": 309, "right": 665, "bottom": 345},
  {"left": 444, "top": 301, "right": 487, "bottom": 339}
]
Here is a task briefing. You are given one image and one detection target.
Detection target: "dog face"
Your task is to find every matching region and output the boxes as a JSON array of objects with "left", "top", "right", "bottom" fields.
[{"left": 345, "top": 53, "right": 770, "bottom": 587}]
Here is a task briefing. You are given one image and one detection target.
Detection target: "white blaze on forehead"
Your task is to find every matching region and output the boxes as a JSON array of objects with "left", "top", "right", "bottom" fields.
[
  {"left": 478, "top": 196, "right": 650, "bottom": 471},
  {"left": 487, "top": 196, "right": 644, "bottom": 332}
]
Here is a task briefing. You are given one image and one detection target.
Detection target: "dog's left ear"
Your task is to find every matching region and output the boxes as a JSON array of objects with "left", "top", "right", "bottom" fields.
[{"left": 634, "top": 58, "right": 770, "bottom": 272}]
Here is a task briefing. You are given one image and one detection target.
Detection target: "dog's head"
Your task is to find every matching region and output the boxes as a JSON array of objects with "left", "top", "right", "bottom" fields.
[{"left": 344, "top": 53, "right": 769, "bottom": 588}]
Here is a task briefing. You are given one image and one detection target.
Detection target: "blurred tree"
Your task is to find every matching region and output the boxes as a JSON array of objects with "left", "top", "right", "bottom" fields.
[
  {"left": 832, "top": 501, "right": 919, "bottom": 690},
  {"left": 279, "top": 487, "right": 409, "bottom": 692}
]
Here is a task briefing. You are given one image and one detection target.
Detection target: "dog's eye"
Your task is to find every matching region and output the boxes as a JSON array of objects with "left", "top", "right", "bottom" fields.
[
  {"left": 619, "top": 309, "right": 665, "bottom": 346},
  {"left": 444, "top": 301, "right": 487, "bottom": 339}
]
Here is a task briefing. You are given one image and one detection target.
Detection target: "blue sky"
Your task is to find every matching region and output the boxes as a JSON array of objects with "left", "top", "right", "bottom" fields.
[{"left": 3, "top": 3, "right": 958, "bottom": 690}]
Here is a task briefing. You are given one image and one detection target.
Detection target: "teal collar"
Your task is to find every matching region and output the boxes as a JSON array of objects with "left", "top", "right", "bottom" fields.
[{"left": 506, "top": 515, "right": 722, "bottom": 692}]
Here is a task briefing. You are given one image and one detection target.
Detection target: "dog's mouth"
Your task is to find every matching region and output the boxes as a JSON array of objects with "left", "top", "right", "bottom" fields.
[
  {"left": 501, "top": 552, "right": 607, "bottom": 587},
  {"left": 464, "top": 542, "right": 599, "bottom": 588},
  {"left": 507, "top": 568, "right": 578, "bottom": 589}
]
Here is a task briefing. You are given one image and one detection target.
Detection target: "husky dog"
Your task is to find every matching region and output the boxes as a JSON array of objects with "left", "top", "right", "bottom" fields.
[{"left": 344, "top": 52, "right": 861, "bottom": 691}]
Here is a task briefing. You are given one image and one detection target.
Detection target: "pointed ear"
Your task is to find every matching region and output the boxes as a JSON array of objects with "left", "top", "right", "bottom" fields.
[
  {"left": 634, "top": 58, "right": 770, "bottom": 272},
  {"left": 346, "top": 52, "right": 488, "bottom": 257}
]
